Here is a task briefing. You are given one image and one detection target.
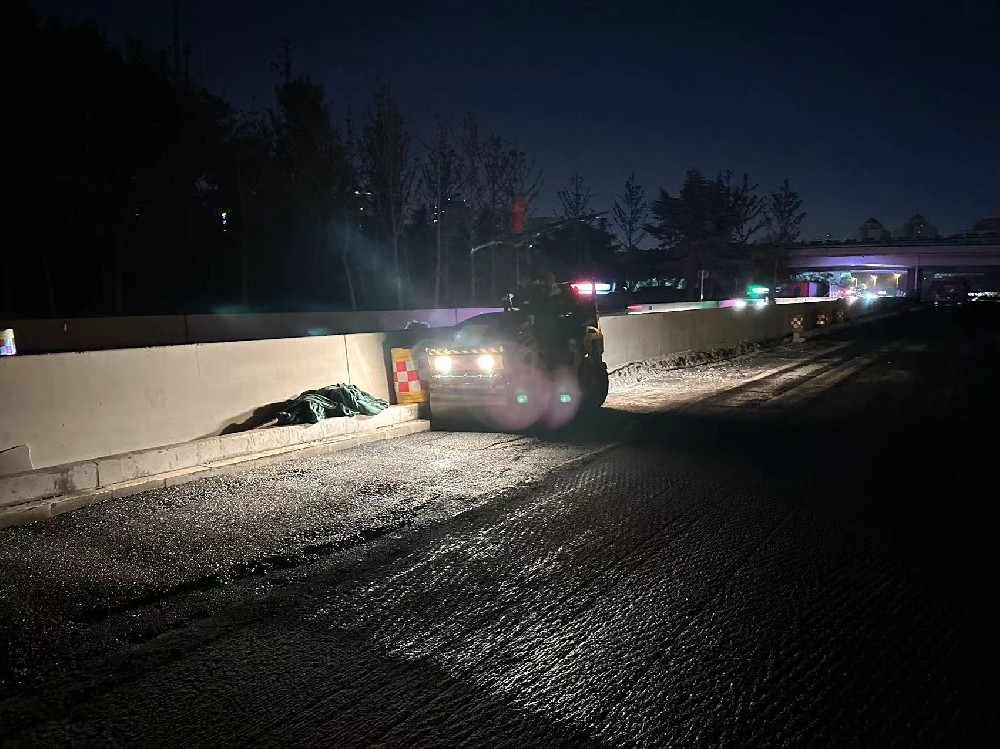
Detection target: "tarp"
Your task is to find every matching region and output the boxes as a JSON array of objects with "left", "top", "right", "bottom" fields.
[{"left": 276, "top": 384, "right": 389, "bottom": 425}]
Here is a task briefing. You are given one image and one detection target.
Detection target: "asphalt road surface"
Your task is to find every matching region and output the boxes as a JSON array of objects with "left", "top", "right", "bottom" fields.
[{"left": 2, "top": 305, "right": 998, "bottom": 747}]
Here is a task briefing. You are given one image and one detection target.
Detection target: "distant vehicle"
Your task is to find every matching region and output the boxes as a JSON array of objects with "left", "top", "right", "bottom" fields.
[
  {"left": 931, "top": 280, "right": 968, "bottom": 307},
  {"left": 780, "top": 280, "right": 830, "bottom": 298},
  {"left": 734, "top": 284, "right": 773, "bottom": 308}
]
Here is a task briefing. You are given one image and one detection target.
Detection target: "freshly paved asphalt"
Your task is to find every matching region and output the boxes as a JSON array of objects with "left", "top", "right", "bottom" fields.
[{"left": 1, "top": 305, "right": 997, "bottom": 746}]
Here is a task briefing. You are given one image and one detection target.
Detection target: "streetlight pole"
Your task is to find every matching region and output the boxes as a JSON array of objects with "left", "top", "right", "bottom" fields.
[{"left": 468, "top": 198, "right": 475, "bottom": 305}]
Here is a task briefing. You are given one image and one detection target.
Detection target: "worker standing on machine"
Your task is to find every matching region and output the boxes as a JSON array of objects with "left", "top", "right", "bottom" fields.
[{"left": 515, "top": 270, "right": 576, "bottom": 369}]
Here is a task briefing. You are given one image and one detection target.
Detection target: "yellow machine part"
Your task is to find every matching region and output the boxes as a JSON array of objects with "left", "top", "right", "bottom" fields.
[{"left": 584, "top": 326, "right": 604, "bottom": 358}]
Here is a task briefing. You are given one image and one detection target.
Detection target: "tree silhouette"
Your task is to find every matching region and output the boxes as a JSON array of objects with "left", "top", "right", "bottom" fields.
[
  {"left": 6, "top": 1, "right": 827, "bottom": 318},
  {"left": 612, "top": 173, "right": 647, "bottom": 251},
  {"left": 760, "top": 178, "right": 807, "bottom": 291},
  {"left": 362, "top": 82, "right": 418, "bottom": 309},
  {"left": 421, "top": 116, "right": 459, "bottom": 306},
  {"left": 502, "top": 145, "right": 542, "bottom": 287},
  {"left": 645, "top": 170, "right": 738, "bottom": 298},
  {"left": 558, "top": 173, "right": 593, "bottom": 219},
  {"left": 725, "top": 172, "right": 766, "bottom": 246},
  {"left": 269, "top": 75, "right": 351, "bottom": 307},
  {"left": 767, "top": 178, "right": 806, "bottom": 244}
]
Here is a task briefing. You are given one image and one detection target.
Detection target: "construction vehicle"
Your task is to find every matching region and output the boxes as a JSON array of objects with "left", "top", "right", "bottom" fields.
[
  {"left": 425, "top": 280, "right": 609, "bottom": 430},
  {"left": 930, "top": 277, "right": 969, "bottom": 307}
]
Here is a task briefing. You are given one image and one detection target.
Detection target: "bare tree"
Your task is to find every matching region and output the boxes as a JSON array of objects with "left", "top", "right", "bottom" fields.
[
  {"left": 503, "top": 147, "right": 542, "bottom": 210},
  {"left": 766, "top": 178, "right": 805, "bottom": 244},
  {"left": 503, "top": 146, "right": 542, "bottom": 285},
  {"left": 612, "top": 172, "right": 647, "bottom": 251},
  {"left": 480, "top": 134, "right": 512, "bottom": 298},
  {"left": 362, "top": 82, "right": 418, "bottom": 309},
  {"left": 558, "top": 172, "right": 595, "bottom": 267},
  {"left": 558, "top": 172, "right": 593, "bottom": 219},
  {"left": 338, "top": 109, "right": 361, "bottom": 310},
  {"left": 457, "top": 113, "right": 483, "bottom": 303},
  {"left": 477, "top": 134, "right": 542, "bottom": 296},
  {"left": 454, "top": 115, "right": 541, "bottom": 301},
  {"left": 725, "top": 172, "right": 766, "bottom": 246},
  {"left": 763, "top": 178, "right": 806, "bottom": 291},
  {"left": 421, "top": 115, "right": 459, "bottom": 306}
]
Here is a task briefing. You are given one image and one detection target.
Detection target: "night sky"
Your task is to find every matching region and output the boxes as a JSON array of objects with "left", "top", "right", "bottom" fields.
[{"left": 35, "top": 0, "right": 1000, "bottom": 240}]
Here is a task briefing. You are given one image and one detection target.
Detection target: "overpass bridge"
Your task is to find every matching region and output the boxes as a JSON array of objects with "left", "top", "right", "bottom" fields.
[{"left": 771, "top": 238, "right": 1000, "bottom": 296}]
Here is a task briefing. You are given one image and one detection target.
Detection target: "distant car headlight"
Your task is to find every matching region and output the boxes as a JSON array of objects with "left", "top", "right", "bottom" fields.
[
  {"left": 734, "top": 299, "right": 747, "bottom": 309},
  {"left": 477, "top": 354, "right": 495, "bottom": 371},
  {"left": 755, "top": 299, "right": 767, "bottom": 309},
  {"left": 434, "top": 355, "right": 452, "bottom": 373}
]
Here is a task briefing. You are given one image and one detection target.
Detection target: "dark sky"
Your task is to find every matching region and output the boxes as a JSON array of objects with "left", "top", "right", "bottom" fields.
[{"left": 35, "top": 0, "right": 1000, "bottom": 239}]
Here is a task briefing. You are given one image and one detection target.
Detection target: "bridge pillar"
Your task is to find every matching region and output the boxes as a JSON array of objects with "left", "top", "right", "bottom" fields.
[{"left": 907, "top": 265, "right": 921, "bottom": 300}]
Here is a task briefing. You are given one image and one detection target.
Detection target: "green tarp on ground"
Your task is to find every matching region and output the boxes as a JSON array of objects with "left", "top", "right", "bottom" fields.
[{"left": 276, "top": 384, "right": 389, "bottom": 425}]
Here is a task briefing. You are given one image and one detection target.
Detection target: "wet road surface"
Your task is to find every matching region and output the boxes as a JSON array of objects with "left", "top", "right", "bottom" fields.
[{"left": 1, "top": 305, "right": 998, "bottom": 746}]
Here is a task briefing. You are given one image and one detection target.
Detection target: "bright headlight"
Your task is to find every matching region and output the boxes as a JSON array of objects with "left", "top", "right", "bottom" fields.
[
  {"left": 734, "top": 299, "right": 747, "bottom": 309},
  {"left": 477, "top": 354, "right": 495, "bottom": 371},
  {"left": 433, "top": 355, "right": 452, "bottom": 373}
]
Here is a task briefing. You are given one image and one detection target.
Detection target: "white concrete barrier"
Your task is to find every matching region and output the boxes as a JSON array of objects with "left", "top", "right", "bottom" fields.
[
  {"left": 0, "top": 332, "right": 393, "bottom": 470},
  {"left": 0, "top": 298, "right": 890, "bottom": 473},
  {"left": 602, "top": 298, "right": 875, "bottom": 370}
]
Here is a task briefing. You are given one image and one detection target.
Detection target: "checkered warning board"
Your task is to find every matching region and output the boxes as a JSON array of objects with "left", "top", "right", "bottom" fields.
[{"left": 391, "top": 348, "right": 428, "bottom": 404}]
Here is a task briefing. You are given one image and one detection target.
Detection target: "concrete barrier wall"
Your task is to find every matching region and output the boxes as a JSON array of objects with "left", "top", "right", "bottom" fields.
[
  {"left": 0, "top": 298, "right": 891, "bottom": 471},
  {"left": 2, "top": 308, "right": 503, "bottom": 354},
  {"left": 0, "top": 332, "right": 394, "bottom": 470},
  {"left": 601, "top": 299, "right": 872, "bottom": 370}
]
